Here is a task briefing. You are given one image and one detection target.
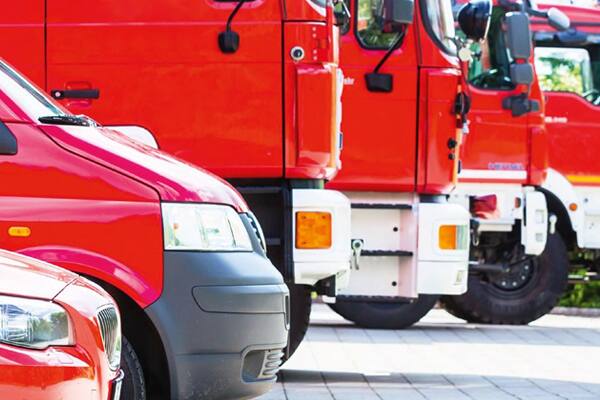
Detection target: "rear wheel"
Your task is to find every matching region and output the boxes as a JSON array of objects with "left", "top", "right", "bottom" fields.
[
  {"left": 329, "top": 295, "right": 439, "bottom": 329},
  {"left": 284, "top": 284, "right": 312, "bottom": 361},
  {"left": 441, "top": 233, "right": 569, "bottom": 324},
  {"left": 120, "top": 336, "right": 146, "bottom": 400}
]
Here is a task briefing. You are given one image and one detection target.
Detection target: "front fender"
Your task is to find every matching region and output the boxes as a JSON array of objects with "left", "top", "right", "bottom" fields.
[
  {"left": 541, "top": 168, "right": 585, "bottom": 248},
  {"left": 19, "top": 245, "right": 160, "bottom": 308}
]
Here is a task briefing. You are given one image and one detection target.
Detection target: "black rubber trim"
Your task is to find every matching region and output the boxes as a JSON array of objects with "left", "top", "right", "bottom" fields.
[
  {"left": 362, "top": 250, "right": 413, "bottom": 257},
  {"left": 336, "top": 295, "right": 414, "bottom": 303},
  {"left": 352, "top": 203, "right": 412, "bottom": 210}
]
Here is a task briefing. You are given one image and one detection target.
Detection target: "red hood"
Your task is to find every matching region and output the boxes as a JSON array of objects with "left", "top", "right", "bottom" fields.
[
  {"left": 0, "top": 249, "right": 78, "bottom": 300},
  {"left": 39, "top": 124, "right": 248, "bottom": 212}
]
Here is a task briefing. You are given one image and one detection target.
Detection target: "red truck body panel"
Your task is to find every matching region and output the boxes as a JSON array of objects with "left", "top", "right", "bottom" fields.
[
  {"left": 534, "top": 3, "right": 600, "bottom": 187},
  {"left": 326, "top": 0, "right": 461, "bottom": 195},
  {"left": 0, "top": 250, "right": 121, "bottom": 400},
  {"left": 0, "top": 0, "right": 340, "bottom": 181}
]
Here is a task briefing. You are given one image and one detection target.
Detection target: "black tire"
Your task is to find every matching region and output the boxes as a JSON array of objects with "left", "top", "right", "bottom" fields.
[
  {"left": 284, "top": 284, "right": 312, "bottom": 361},
  {"left": 441, "top": 233, "right": 569, "bottom": 324},
  {"left": 120, "top": 336, "right": 146, "bottom": 400},
  {"left": 328, "top": 295, "right": 440, "bottom": 329}
]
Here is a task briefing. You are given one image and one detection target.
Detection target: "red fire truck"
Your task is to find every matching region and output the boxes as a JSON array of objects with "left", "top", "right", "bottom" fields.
[
  {"left": 441, "top": 0, "right": 572, "bottom": 324},
  {"left": 532, "top": 2, "right": 600, "bottom": 308},
  {"left": 0, "top": 0, "right": 351, "bottom": 357},
  {"left": 322, "top": 0, "right": 492, "bottom": 329}
]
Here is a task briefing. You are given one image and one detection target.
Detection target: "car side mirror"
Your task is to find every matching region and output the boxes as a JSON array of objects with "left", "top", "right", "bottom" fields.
[
  {"left": 505, "top": 12, "right": 532, "bottom": 60},
  {"left": 546, "top": 7, "right": 570, "bottom": 32},
  {"left": 457, "top": 0, "right": 492, "bottom": 41},
  {"left": 510, "top": 63, "right": 534, "bottom": 86},
  {"left": 380, "top": 0, "right": 415, "bottom": 33}
]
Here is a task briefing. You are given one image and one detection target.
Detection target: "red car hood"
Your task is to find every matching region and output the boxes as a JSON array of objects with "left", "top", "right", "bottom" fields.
[
  {"left": 39, "top": 124, "right": 248, "bottom": 212},
  {"left": 0, "top": 249, "right": 78, "bottom": 300}
]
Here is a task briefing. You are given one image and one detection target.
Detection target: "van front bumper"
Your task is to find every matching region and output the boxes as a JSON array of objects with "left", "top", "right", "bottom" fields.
[{"left": 146, "top": 251, "right": 289, "bottom": 400}]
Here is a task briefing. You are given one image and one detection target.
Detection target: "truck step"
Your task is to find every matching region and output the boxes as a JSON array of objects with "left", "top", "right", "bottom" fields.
[
  {"left": 362, "top": 250, "right": 413, "bottom": 257},
  {"left": 352, "top": 203, "right": 412, "bottom": 210}
]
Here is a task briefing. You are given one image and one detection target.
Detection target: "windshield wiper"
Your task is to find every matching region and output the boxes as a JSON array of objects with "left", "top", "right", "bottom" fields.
[{"left": 38, "top": 114, "right": 98, "bottom": 127}]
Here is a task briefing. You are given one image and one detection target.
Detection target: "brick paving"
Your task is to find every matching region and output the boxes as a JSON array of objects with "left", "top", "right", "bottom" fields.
[{"left": 259, "top": 303, "right": 600, "bottom": 400}]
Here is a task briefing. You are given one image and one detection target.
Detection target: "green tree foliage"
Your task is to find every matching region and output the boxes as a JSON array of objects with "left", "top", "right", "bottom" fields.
[
  {"left": 560, "top": 281, "right": 600, "bottom": 308},
  {"left": 537, "top": 56, "right": 585, "bottom": 94}
]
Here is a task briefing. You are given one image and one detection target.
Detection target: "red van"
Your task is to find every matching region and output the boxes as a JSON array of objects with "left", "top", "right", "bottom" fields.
[
  {"left": 0, "top": 59, "right": 289, "bottom": 400},
  {"left": 0, "top": 249, "right": 123, "bottom": 400}
]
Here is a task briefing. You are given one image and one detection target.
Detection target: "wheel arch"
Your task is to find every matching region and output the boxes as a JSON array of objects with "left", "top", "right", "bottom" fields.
[
  {"left": 540, "top": 168, "right": 584, "bottom": 248},
  {"left": 83, "top": 274, "right": 171, "bottom": 400}
]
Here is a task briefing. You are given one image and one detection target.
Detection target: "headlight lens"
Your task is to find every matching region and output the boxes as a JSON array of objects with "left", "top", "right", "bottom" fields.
[
  {"left": 0, "top": 295, "right": 73, "bottom": 349},
  {"left": 162, "top": 203, "right": 253, "bottom": 251}
]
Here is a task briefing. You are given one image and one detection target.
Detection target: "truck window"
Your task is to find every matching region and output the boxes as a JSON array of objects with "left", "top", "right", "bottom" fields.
[
  {"left": 535, "top": 46, "right": 600, "bottom": 106},
  {"left": 421, "top": 0, "right": 456, "bottom": 53},
  {"left": 468, "top": 7, "right": 515, "bottom": 90},
  {"left": 355, "top": 0, "right": 402, "bottom": 48}
]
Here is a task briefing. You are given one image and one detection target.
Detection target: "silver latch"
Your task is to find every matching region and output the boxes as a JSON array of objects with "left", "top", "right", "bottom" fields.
[
  {"left": 549, "top": 213, "right": 558, "bottom": 235},
  {"left": 351, "top": 239, "right": 364, "bottom": 270}
]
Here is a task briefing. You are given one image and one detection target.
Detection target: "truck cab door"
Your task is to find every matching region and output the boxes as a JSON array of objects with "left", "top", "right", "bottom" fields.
[
  {"left": 45, "top": 0, "right": 283, "bottom": 177},
  {"left": 459, "top": 8, "right": 532, "bottom": 185},
  {"left": 536, "top": 44, "right": 600, "bottom": 248},
  {"left": 328, "top": 0, "right": 419, "bottom": 192},
  {"left": 0, "top": 1, "right": 45, "bottom": 86},
  {"left": 536, "top": 46, "right": 600, "bottom": 183}
]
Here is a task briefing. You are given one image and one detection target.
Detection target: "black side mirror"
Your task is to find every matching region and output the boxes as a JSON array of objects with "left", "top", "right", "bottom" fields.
[
  {"left": 510, "top": 63, "right": 534, "bottom": 86},
  {"left": 457, "top": 0, "right": 492, "bottom": 41},
  {"left": 380, "top": 0, "right": 415, "bottom": 33},
  {"left": 546, "top": 7, "right": 570, "bottom": 32},
  {"left": 505, "top": 12, "right": 532, "bottom": 59}
]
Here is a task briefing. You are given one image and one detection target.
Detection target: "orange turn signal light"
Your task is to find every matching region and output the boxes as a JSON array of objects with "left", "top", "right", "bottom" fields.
[
  {"left": 8, "top": 226, "right": 31, "bottom": 238},
  {"left": 439, "top": 225, "right": 458, "bottom": 250},
  {"left": 295, "top": 212, "right": 332, "bottom": 249}
]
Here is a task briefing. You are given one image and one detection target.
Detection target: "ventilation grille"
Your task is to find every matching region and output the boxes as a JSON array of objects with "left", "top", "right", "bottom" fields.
[{"left": 97, "top": 306, "right": 121, "bottom": 371}]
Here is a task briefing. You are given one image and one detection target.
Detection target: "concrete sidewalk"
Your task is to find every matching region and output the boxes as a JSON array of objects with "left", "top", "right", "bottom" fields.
[{"left": 259, "top": 303, "right": 600, "bottom": 400}]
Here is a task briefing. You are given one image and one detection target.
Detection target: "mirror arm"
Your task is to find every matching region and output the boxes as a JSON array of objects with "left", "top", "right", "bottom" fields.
[
  {"left": 373, "top": 29, "right": 406, "bottom": 74},
  {"left": 364, "top": 30, "right": 406, "bottom": 93},
  {"left": 218, "top": 0, "right": 248, "bottom": 53}
]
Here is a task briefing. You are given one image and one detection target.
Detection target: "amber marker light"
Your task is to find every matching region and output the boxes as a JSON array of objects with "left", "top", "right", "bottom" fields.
[
  {"left": 439, "top": 225, "right": 468, "bottom": 251},
  {"left": 569, "top": 203, "right": 578, "bottom": 212},
  {"left": 295, "top": 212, "right": 332, "bottom": 249},
  {"left": 8, "top": 226, "right": 31, "bottom": 237}
]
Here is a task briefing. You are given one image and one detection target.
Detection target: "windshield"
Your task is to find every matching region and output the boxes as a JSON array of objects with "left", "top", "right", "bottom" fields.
[
  {"left": 535, "top": 47, "right": 597, "bottom": 103},
  {"left": 0, "top": 61, "right": 68, "bottom": 120},
  {"left": 422, "top": 0, "right": 457, "bottom": 53}
]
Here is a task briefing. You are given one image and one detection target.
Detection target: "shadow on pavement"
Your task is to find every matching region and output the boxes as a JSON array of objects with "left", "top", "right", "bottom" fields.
[{"left": 273, "top": 369, "right": 600, "bottom": 399}]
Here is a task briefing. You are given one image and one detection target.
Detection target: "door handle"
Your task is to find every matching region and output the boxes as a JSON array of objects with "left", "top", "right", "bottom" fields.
[{"left": 51, "top": 89, "right": 100, "bottom": 100}]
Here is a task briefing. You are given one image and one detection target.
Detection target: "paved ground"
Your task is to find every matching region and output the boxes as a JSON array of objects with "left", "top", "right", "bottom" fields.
[{"left": 259, "top": 303, "right": 600, "bottom": 400}]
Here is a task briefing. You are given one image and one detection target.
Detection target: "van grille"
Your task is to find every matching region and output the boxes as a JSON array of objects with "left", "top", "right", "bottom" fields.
[{"left": 97, "top": 306, "right": 121, "bottom": 371}]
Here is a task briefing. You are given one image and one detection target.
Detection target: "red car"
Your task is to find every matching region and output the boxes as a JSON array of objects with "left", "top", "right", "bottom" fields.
[
  {"left": 0, "top": 249, "right": 123, "bottom": 400},
  {"left": 0, "top": 57, "right": 288, "bottom": 400}
]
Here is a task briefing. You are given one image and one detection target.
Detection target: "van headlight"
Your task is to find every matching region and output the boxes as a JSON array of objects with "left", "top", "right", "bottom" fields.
[
  {"left": 0, "top": 295, "right": 73, "bottom": 349},
  {"left": 162, "top": 203, "right": 253, "bottom": 251}
]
